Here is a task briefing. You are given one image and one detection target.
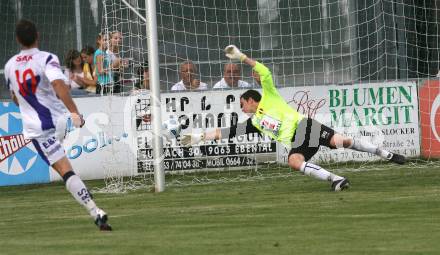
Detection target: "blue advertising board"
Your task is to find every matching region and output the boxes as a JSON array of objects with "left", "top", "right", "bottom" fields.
[{"left": 0, "top": 102, "right": 50, "bottom": 186}]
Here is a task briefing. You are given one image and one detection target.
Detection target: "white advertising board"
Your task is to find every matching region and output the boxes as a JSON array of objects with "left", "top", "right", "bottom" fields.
[
  {"left": 62, "top": 90, "right": 276, "bottom": 181},
  {"left": 52, "top": 96, "right": 138, "bottom": 181},
  {"left": 276, "top": 81, "right": 420, "bottom": 164},
  {"left": 60, "top": 81, "right": 420, "bottom": 181},
  {"left": 135, "top": 90, "right": 276, "bottom": 172}
]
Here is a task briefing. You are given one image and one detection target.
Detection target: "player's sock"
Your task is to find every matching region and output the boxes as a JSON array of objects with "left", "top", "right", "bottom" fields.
[
  {"left": 349, "top": 138, "right": 392, "bottom": 159},
  {"left": 63, "top": 171, "right": 98, "bottom": 218},
  {"left": 299, "top": 162, "right": 342, "bottom": 182}
]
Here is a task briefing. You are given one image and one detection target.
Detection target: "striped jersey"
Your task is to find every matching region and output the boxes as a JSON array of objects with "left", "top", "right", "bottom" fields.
[{"left": 4, "top": 48, "right": 67, "bottom": 138}]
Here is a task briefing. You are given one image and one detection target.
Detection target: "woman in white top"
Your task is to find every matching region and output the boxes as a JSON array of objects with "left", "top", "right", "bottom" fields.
[{"left": 64, "top": 49, "right": 87, "bottom": 92}]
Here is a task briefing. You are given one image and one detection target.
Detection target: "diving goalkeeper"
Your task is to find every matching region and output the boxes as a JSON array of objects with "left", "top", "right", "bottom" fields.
[{"left": 181, "top": 45, "right": 406, "bottom": 191}]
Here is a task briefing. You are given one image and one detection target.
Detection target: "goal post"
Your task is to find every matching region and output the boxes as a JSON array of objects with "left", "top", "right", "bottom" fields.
[
  {"left": 144, "top": 0, "right": 165, "bottom": 192},
  {"left": 114, "top": 0, "right": 166, "bottom": 192}
]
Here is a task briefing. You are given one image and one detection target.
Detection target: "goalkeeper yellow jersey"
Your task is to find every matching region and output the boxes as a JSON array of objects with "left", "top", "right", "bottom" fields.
[{"left": 251, "top": 62, "right": 304, "bottom": 147}]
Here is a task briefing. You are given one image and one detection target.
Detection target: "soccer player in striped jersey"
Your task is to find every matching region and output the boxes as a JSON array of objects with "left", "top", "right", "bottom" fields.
[
  {"left": 182, "top": 45, "right": 406, "bottom": 191},
  {"left": 4, "top": 19, "right": 112, "bottom": 230}
]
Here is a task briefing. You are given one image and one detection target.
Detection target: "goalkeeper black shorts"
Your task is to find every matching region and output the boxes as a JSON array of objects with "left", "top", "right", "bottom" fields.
[{"left": 288, "top": 118, "right": 335, "bottom": 161}]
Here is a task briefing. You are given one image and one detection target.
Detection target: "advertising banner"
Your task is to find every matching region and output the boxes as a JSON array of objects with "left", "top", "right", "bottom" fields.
[
  {"left": 419, "top": 80, "right": 440, "bottom": 158},
  {"left": 0, "top": 102, "right": 50, "bottom": 186},
  {"left": 1, "top": 80, "right": 421, "bottom": 186},
  {"left": 60, "top": 96, "right": 137, "bottom": 181},
  {"left": 135, "top": 90, "right": 276, "bottom": 172},
  {"left": 276, "top": 81, "right": 420, "bottom": 163}
]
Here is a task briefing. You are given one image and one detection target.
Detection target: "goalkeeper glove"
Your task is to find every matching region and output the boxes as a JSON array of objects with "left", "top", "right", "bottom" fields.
[
  {"left": 181, "top": 133, "right": 205, "bottom": 146},
  {"left": 224, "top": 45, "right": 247, "bottom": 62}
]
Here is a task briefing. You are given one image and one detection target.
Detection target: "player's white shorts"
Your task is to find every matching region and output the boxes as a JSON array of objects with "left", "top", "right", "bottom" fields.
[{"left": 30, "top": 130, "right": 66, "bottom": 166}]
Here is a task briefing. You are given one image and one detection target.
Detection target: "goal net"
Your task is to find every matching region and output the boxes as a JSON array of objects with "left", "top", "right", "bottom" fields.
[{"left": 98, "top": 0, "right": 440, "bottom": 191}]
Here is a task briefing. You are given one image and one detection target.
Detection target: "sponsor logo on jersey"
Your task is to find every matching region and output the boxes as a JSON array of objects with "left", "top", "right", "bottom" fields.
[
  {"left": 258, "top": 115, "right": 281, "bottom": 136},
  {"left": 16, "top": 55, "right": 33, "bottom": 62}
]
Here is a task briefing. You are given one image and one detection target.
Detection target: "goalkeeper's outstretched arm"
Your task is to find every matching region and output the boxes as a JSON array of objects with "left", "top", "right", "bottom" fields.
[
  {"left": 181, "top": 119, "right": 260, "bottom": 146},
  {"left": 181, "top": 45, "right": 265, "bottom": 147},
  {"left": 224, "top": 45, "right": 274, "bottom": 93}
]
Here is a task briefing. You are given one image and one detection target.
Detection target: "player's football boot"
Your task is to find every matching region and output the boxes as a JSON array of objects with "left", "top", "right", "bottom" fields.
[
  {"left": 389, "top": 153, "right": 406, "bottom": 165},
  {"left": 331, "top": 178, "right": 350, "bottom": 191},
  {"left": 95, "top": 208, "right": 112, "bottom": 231}
]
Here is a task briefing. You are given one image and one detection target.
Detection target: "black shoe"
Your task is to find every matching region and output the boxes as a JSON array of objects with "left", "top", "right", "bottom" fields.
[
  {"left": 390, "top": 153, "right": 406, "bottom": 165},
  {"left": 331, "top": 178, "right": 350, "bottom": 191},
  {"left": 95, "top": 208, "right": 112, "bottom": 231}
]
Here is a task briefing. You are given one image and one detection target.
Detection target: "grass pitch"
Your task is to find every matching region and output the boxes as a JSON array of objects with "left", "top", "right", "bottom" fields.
[{"left": 0, "top": 165, "right": 439, "bottom": 255}]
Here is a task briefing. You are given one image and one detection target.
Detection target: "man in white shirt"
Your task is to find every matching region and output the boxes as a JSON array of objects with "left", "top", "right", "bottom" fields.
[
  {"left": 213, "top": 63, "right": 252, "bottom": 89},
  {"left": 171, "top": 61, "right": 208, "bottom": 91},
  {"left": 4, "top": 20, "right": 112, "bottom": 231}
]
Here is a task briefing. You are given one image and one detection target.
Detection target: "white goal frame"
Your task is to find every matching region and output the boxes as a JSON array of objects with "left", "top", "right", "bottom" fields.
[{"left": 120, "top": 0, "right": 165, "bottom": 192}]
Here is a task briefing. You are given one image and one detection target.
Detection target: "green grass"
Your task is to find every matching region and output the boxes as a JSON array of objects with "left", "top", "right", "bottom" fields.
[{"left": 1, "top": 166, "right": 439, "bottom": 255}]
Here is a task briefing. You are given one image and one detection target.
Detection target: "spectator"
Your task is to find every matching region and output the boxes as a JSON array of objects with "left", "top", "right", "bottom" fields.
[
  {"left": 94, "top": 33, "right": 113, "bottom": 95},
  {"left": 107, "top": 31, "right": 123, "bottom": 93},
  {"left": 81, "top": 46, "right": 97, "bottom": 93},
  {"left": 134, "top": 62, "right": 149, "bottom": 90},
  {"left": 171, "top": 61, "right": 207, "bottom": 91},
  {"left": 213, "top": 63, "right": 252, "bottom": 89},
  {"left": 64, "top": 49, "right": 87, "bottom": 95}
]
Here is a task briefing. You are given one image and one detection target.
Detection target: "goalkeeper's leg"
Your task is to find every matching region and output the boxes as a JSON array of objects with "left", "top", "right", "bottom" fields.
[
  {"left": 305, "top": 118, "right": 406, "bottom": 164},
  {"left": 288, "top": 153, "right": 349, "bottom": 191},
  {"left": 330, "top": 134, "right": 406, "bottom": 164},
  {"left": 288, "top": 118, "right": 349, "bottom": 191}
]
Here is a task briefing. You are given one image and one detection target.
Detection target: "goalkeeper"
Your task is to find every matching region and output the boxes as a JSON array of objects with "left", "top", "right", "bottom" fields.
[{"left": 182, "top": 45, "right": 406, "bottom": 191}]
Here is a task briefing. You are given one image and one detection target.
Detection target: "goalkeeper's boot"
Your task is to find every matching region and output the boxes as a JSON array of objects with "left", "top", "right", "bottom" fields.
[
  {"left": 331, "top": 178, "right": 350, "bottom": 192},
  {"left": 95, "top": 208, "right": 112, "bottom": 231},
  {"left": 389, "top": 153, "right": 406, "bottom": 165}
]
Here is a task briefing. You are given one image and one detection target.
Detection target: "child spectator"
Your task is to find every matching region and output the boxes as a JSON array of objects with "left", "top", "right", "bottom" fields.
[
  {"left": 94, "top": 33, "right": 113, "bottom": 95},
  {"left": 81, "top": 46, "right": 97, "bottom": 93},
  {"left": 107, "top": 31, "right": 123, "bottom": 93}
]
